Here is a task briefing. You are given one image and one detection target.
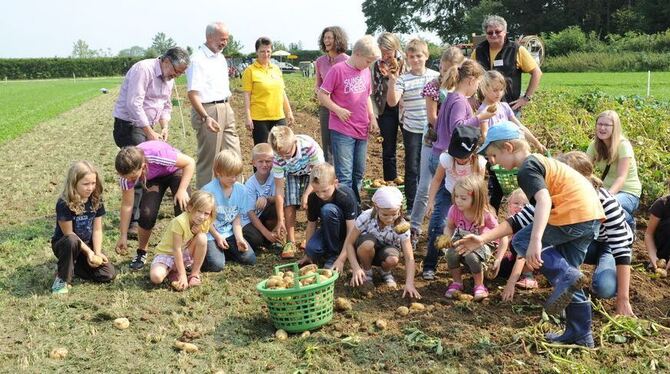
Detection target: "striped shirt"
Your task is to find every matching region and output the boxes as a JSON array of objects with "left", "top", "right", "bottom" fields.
[
  {"left": 355, "top": 209, "right": 410, "bottom": 249},
  {"left": 507, "top": 187, "right": 633, "bottom": 265},
  {"left": 272, "top": 135, "right": 324, "bottom": 178},
  {"left": 119, "top": 140, "right": 179, "bottom": 190},
  {"left": 395, "top": 68, "right": 439, "bottom": 134}
]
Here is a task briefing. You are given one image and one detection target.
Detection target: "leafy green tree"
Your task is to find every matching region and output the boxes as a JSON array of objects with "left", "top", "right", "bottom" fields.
[
  {"left": 71, "top": 39, "right": 99, "bottom": 58},
  {"left": 288, "top": 41, "right": 304, "bottom": 52},
  {"left": 118, "top": 46, "right": 146, "bottom": 57},
  {"left": 361, "top": 0, "right": 417, "bottom": 34},
  {"left": 224, "top": 35, "right": 244, "bottom": 57},
  {"left": 147, "top": 32, "right": 176, "bottom": 56}
]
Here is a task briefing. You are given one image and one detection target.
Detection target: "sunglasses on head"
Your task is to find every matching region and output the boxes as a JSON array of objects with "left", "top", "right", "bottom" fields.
[{"left": 487, "top": 30, "right": 504, "bottom": 36}]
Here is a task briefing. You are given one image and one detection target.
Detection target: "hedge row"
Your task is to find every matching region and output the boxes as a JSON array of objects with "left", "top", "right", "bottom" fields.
[
  {"left": 0, "top": 57, "right": 143, "bottom": 80},
  {"left": 543, "top": 52, "right": 670, "bottom": 72}
]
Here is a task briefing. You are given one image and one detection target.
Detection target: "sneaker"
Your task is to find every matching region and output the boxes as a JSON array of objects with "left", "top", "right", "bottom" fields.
[
  {"left": 445, "top": 282, "right": 463, "bottom": 298},
  {"left": 380, "top": 270, "right": 397, "bottom": 288},
  {"left": 410, "top": 228, "right": 420, "bottom": 249},
  {"left": 516, "top": 275, "right": 539, "bottom": 289},
  {"left": 129, "top": 252, "right": 147, "bottom": 270},
  {"left": 364, "top": 269, "right": 373, "bottom": 283},
  {"left": 473, "top": 284, "right": 489, "bottom": 301},
  {"left": 280, "top": 243, "right": 296, "bottom": 259},
  {"left": 51, "top": 277, "right": 69, "bottom": 295},
  {"left": 127, "top": 222, "right": 139, "bottom": 240},
  {"left": 422, "top": 269, "right": 436, "bottom": 280}
]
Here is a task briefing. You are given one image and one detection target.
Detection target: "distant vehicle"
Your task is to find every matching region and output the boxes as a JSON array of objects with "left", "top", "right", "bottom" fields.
[{"left": 277, "top": 62, "right": 300, "bottom": 74}]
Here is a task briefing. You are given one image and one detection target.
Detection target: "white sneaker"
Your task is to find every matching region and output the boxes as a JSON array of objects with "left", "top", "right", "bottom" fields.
[{"left": 379, "top": 270, "right": 397, "bottom": 288}]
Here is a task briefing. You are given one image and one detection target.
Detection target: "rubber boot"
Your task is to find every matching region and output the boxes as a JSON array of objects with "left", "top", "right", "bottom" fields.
[
  {"left": 539, "top": 246, "right": 587, "bottom": 315},
  {"left": 546, "top": 301, "right": 595, "bottom": 348}
]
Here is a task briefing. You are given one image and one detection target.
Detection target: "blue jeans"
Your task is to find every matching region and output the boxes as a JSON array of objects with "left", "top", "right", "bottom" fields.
[
  {"left": 305, "top": 203, "right": 346, "bottom": 266},
  {"left": 584, "top": 241, "right": 617, "bottom": 299},
  {"left": 402, "top": 128, "right": 423, "bottom": 211},
  {"left": 410, "top": 144, "right": 434, "bottom": 231},
  {"left": 614, "top": 191, "right": 639, "bottom": 229},
  {"left": 330, "top": 130, "right": 368, "bottom": 203},
  {"left": 512, "top": 219, "right": 601, "bottom": 302},
  {"left": 202, "top": 236, "right": 257, "bottom": 272},
  {"left": 423, "top": 153, "right": 453, "bottom": 272}
]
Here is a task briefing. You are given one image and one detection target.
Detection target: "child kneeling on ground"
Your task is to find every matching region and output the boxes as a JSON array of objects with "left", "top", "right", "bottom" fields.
[
  {"left": 51, "top": 161, "right": 116, "bottom": 294},
  {"left": 242, "top": 143, "right": 280, "bottom": 251},
  {"left": 301, "top": 163, "right": 359, "bottom": 273},
  {"left": 149, "top": 191, "right": 215, "bottom": 291},
  {"left": 202, "top": 150, "right": 255, "bottom": 271},
  {"left": 346, "top": 186, "right": 421, "bottom": 298},
  {"left": 443, "top": 175, "right": 506, "bottom": 301}
]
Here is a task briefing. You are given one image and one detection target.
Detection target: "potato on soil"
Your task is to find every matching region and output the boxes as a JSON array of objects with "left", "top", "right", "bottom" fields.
[
  {"left": 376, "top": 136, "right": 384, "bottom": 144},
  {"left": 434, "top": 235, "right": 452, "bottom": 250},
  {"left": 300, "top": 331, "right": 311, "bottom": 338},
  {"left": 655, "top": 268, "right": 668, "bottom": 278},
  {"left": 275, "top": 329, "right": 288, "bottom": 340},
  {"left": 174, "top": 340, "right": 198, "bottom": 353},
  {"left": 113, "top": 317, "right": 130, "bottom": 330},
  {"left": 410, "top": 302, "right": 425, "bottom": 312},
  {"left": 49, "top": 347, "right": 68, "bottom": 360},
  {"left": 394, "top": 221, "right": 411, "bottom": 234},
  {"left": 334, "top": 297, "right": 352, "bottom": 312},
  {"left": 375, "top": 319, "right": 388, "bottom": 330},
  {"left": 458, "top": 294, "right": 474, "bottom": 302},
  {"left": 396, "top": 306, "right": 410, "bottom": 316},
  {"left": 657, "top": 259, "right": 667, "bottom": 269}
]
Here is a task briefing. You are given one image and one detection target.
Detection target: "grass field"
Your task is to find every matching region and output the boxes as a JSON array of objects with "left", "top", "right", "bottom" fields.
[
  {"left": 539, "top": 71, "right": 670, "bottom": 99},
  {"left": 0, "top": 77, "right": 122, "bottom": 144},
  {"left": 1, "top": 74, "right": 670, "bottom": 372}
]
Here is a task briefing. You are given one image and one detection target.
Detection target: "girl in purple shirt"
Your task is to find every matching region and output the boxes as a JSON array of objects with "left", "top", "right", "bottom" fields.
[{"left": 114, "top": 140, "right": 195, "bottom": 271}]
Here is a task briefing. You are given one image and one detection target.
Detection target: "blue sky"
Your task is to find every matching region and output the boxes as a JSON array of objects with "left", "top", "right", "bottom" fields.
[{"left": 1, "top": 0, "right": 439, "bottom": 58}]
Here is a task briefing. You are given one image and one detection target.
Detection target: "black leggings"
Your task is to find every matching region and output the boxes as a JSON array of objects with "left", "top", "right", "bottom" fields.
[
  {"left": 655, "top": 219, "right": 670, "bottom": 260},
  {"left": 52, "top": 234, "right": 116, "bottom": 283},
  {"left": 252, "top": 118, "right": 286, "bottom": 145},
  {"left": 138, "top": 173, "right": 191, "bottom": 230}
]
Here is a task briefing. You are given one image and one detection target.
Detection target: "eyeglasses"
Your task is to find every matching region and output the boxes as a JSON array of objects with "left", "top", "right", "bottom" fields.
[
  {"left": 486, "top": 30, "right": 504, "bottom": 36},
  {"left": 596, "top": 122, "right": 614, "bottom": 128},
  {"left": 168, "top": 59, "right": 186, "bottom": 76}
]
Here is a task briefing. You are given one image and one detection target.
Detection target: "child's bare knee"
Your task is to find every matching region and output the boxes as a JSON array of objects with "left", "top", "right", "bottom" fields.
[{"left": 384, "top": 256, "right": 399, "bottom": 267}]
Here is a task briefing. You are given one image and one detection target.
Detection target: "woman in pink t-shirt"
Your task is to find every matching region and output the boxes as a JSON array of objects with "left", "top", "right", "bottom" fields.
[{"left": 314, "top": 26, "right": 349, "bottom": 163}]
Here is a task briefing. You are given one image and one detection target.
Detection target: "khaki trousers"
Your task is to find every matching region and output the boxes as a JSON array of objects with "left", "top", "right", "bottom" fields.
[{"left": 192, "top": 102, "right": 241, "bottom": 188}]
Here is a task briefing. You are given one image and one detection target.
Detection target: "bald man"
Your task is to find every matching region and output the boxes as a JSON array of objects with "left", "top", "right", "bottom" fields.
[{"left": 187, "top": 22, "right": 242, "bottom": 188}]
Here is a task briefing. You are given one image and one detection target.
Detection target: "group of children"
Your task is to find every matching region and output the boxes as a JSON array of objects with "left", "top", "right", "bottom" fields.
[{"left": 50, "top": 34, "right": 670, "bottom": 349}]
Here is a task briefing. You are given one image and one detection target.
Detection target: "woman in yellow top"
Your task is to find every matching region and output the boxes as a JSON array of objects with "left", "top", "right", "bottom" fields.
[{"left": 242, "top": 37, "right": 295, "bottom": 145}]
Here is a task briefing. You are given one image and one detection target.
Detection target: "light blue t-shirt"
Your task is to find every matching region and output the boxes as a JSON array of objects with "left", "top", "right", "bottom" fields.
[
  {"left": 241, "top": 174, "right": 276, "bottom": 226},
  {"left": 202, "top": 179, "right": 248, "bottom": 240}
]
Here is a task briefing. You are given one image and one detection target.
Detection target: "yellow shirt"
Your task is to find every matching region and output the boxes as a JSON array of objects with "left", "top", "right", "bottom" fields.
[
  {"left": 155, "top": 212, "right": 211, "bottom": 255},
  {"left": 241, "top": 61, "right": 286, "bottom": 121},
  {"left": 471, "top": 45, "right": 537, "bottom": 73}
]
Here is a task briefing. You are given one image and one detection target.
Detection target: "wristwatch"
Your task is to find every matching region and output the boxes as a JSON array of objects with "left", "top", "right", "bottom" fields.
[{"left": 523, "top": 94, "right": 532, "bottom": 101}]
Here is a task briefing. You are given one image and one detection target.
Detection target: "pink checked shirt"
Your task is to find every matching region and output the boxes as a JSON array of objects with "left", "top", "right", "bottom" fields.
[{"left": 113, "top": 58, "right": 173, "bottom": 127}]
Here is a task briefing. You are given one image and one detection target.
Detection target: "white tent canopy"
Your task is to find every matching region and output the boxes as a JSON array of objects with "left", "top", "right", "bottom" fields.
[{"left": 271, "top": 50, "right": 290, "bottom": 57}]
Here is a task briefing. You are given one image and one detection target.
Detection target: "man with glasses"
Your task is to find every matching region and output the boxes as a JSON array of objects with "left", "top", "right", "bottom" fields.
[
  {"left": 472, "top": 15, "right": 542, "bottom": 112},
  {"left": 186, "top": 22, "right": 242, "bottom": 188},
  {"left": 112, "top": 46, "right": 190, "bottom": 247}
]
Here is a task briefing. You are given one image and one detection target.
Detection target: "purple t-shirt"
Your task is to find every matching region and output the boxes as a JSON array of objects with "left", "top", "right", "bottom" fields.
[
  {"left": 433, "top": 92, "right": 480, "bottom": 156},
  {"left": 119, "top": 140, "right": 179, "bottom": 190},
  {"left": 320, "top": 61, "right": 372, "bottom": 140},
  {"left": 315, "top": 54, "right": 348, "bottom": 85},
  {"left": 477, "top": 101, "right": 515, "bottom": 128}
]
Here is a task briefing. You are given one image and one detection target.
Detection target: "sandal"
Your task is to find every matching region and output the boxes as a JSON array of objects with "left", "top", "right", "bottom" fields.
[
  {"left": 187, "top": 274, "right": 202, "bottom": 287},
  {"left": 280, "top": 242, "right": 296, "bottom": 259},
  {"left": 473, "top": 284, "right": 489, "bottom": 301},
  {"left": 516, "top": 276, "right": 539, "bottom": 289},
  {"left": 444, "top": 282, "right": 463, "bottom": 298}
]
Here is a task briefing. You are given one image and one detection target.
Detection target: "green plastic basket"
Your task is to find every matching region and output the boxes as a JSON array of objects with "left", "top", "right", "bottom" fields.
[
  {"left": 256, "top": 262, "right": 339, "bottom": 333},
  {"left": 491, "top": 165, "right": 519, "bottom": 195}
]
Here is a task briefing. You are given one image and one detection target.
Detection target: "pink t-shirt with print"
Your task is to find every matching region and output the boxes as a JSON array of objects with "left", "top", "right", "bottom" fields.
[
  {"left": 320, "top": 61, "right": 372, "bottom": 140},
  {"left": 447, "top": 205, "right": 498, "bottom": 236}
]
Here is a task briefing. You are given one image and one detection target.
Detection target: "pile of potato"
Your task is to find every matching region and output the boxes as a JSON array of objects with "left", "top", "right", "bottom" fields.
[
  {"left": 370, "top": 177, "right": 404, "bottom": 188},
  {"left": 263, "top": 264, "right": 335, "bottom": 290},
  {"left": 654, "top": 259, "right": 668, "bottom": 278}
]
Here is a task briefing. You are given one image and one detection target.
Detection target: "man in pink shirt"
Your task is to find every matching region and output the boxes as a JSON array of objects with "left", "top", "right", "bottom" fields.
[{"left": 112, "top": 47, "right": 189, "bottom": 236}]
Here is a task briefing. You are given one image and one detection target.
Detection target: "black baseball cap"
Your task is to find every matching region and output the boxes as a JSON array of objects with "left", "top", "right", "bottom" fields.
[{"left": 448, "top": 126, "right": 481, "bottom": 159}]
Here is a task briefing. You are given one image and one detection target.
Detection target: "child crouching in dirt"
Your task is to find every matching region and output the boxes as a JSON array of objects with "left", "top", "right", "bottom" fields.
[
  {"left": 51, "top": 161, "right": 116, "bottom": 295},
  {"left": 345, "top": 186, "right": 421, "bottom": 298},
  {"left": 149, "top": 191, "right": 215, "bottom": 291},
  {"left": 443, "top": 175, "right": 506, "bottom": 301}
]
